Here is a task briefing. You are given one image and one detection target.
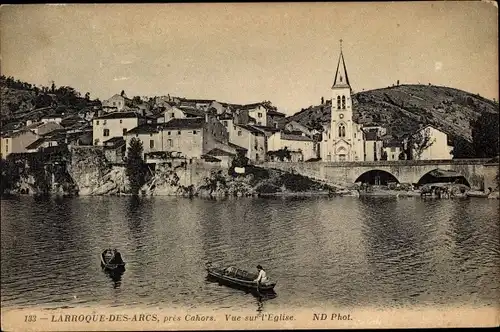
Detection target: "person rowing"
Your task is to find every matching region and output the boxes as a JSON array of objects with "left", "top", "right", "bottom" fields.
[{"left": 254, "top": 265, "right": 268, "bottom": 285}]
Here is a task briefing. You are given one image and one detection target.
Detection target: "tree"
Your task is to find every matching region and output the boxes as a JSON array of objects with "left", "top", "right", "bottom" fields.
[
  {"left": 228, "top": 150, "right": 249, "bottom": 176},
  {"left": 51, "top": 81, "right": 56, "bottom": 93},
  {"left": 451, "top": 136, "right": 475, "bottom": 159},
  {"left": 321, "top": 96, "right": 324, "bottom": 104},
  {"left": 125, "top": 138, "right": 147, "bottom": 195},
  {"left": 27, "top": 153, "right": 51, "bottom": 194},
  {"left": 85, "top": 92, "right": 90, "bottom": 101},
  {"left": 409, "top": 127, "right": 435, "bottom": 160},
  {"left": 120, "top": 90, "right": 126, "bottom": 97},
  {"left": 267, "top": 147, "right": 292, "bottom": 161},
  {"left": 472, "top": 112, "right": 499, "bottom": 158},
  {"left": 0, "top": 158, "right": 21, "bottom": 195},
  {"left": 132, "top": 96, "right": 142, "bottom": 104}
]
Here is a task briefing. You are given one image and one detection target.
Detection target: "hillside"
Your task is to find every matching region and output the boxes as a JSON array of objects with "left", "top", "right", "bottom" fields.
[
  {"left": 287, "top": 84, "right": 499, "bottom": 142},
  {"left": 1, "top": 76, "right": 100, "bottom": 132}
]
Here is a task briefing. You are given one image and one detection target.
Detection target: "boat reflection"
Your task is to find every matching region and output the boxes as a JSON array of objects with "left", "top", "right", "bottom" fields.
[
  {"left": 104, "top": 269, "right": 125, "bottom": 289},
  {"left": 254, "top": 289, "right": 277, "bottom": 313}
]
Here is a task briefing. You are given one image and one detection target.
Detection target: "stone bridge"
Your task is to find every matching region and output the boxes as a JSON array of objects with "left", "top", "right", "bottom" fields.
[{"left": 260, "top": 159, "right": 499, "bottom": 190}]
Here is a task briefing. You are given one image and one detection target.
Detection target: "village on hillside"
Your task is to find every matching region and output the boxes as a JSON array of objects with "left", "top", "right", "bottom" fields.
[{"left": 1, "top": 45, "right": 465, "bottom": 172}]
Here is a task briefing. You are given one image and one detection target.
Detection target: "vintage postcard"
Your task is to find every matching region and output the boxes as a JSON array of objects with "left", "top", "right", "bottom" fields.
[{"left": 1, "top": 2, "right": 499, "bottom": 331}]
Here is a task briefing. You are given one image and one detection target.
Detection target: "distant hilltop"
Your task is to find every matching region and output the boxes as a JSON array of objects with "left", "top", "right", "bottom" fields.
[{"left": 287, "top": 84, "right": 499, "bottom": 143}]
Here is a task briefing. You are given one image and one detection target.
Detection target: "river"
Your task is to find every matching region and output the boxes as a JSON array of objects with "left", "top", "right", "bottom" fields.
[{"left": 1, "top": 196, "right": 499, "bottom": 313}]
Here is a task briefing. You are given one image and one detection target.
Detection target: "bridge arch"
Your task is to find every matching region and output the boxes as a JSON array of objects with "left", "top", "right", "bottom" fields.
[
  {"left": 416, "top": 168, "right": 470, "bottom": 187},
  {"left": 354, "top": 169, "right": 400, "bottom": 185}
]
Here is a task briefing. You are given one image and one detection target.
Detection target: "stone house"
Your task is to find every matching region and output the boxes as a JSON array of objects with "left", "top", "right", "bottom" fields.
[
  {"left": 0, "top": 129, "right": 38, "bottom": 159},
  {"left": 266, "top": 109, "right": 287, "bottom": 129},
  {"left": 407, "top": 125, "right": 454, "bottom": 160},
  {"left": 267, "top": 131, "right": 318, "bottom": 161},
  {"left": 92, "top": 111, "right": 148, "bottom": 146}
]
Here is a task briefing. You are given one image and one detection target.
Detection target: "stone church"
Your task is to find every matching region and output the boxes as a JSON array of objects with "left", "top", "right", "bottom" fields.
[{"left": 320, "top": 43, "right": 365, "bottom": 162}]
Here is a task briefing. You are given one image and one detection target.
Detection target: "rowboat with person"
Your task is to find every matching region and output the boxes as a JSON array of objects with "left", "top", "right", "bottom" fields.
[
  {"left": 205, "top": 262, "right": 276, "bottom": 292},
  {"left": 101, "top": 248, "right": 126, "bottom": 272}
]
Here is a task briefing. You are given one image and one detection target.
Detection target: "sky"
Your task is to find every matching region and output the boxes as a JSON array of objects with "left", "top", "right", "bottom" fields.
[{"left": 1, "top": 2, "right": 498, "bottom": 115}]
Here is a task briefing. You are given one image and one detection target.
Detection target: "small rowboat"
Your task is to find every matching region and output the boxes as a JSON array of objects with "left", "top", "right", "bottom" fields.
[
  {"left": 466, "top": 189, "right": 492, "bottom": 198},
  {"left": 101, "top": 249, "right": 126, "bottom": 271},
  {"left": 205, "top": 262, "right": 276, "bottom": 291}
]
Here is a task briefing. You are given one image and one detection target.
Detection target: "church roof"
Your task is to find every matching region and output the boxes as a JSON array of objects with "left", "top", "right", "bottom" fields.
[{"left": 332, "top": 42, "right": 351, "bottom": 89}]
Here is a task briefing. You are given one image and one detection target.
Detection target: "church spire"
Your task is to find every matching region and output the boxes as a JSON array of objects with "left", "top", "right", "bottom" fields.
[{"left": 332, "top": 39, "right": 350, "bottom": 88}]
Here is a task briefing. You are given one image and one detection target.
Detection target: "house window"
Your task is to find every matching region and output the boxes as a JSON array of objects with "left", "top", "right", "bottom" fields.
[
  {"left": 103, "top": 120, "right": 107, "bottom": 125},
  {"left": 113, "top": 102, "right": 116, "bottom": 106},
  {"left": 167, "top": 139, "right": 173, "bottom": 147},
  {"left": 171, "top": 113, "right": 175, "bottom": 118},
  {"left": 150, "top": 140, "right": 154, "bottom": 148},
  {"left": 123, "top": 128, "right": 127, "bottom": 135},
  {"left": 103, "top": 129, "right": 110, "bottom": 137},
  {"left": 237, "top": 130, "right": 242, "bottom": 136},
  {"left": 223, "top": 121, "right": 227, "bottom": 127},
  {"left": 178, "top": 131, "right": 181, "bottom": 135},
  {"left": 96, "top": 120, "right": 100, "bottom": 125},
  {"left": 120, "top": 119, "right": 123, "bottom": 124},
  {"left": 233, "top": 125, "right": 236, "bottom": 130},
  {"left": 167, "top": 131, "right": 171, "bottom": 135},
  {"left": 354, "top": 133, "right": 356, "bottom": 138},
  {"left": 94, "top": 139, "right": 100, "bottom": 145},
  {"left": 258, "top": 112, "right": 262, "bottom": 118},
  {"left": 342, "top": 95, "right": 346, "bottom": 109},
  {"left": 391, "top": 147, "right": 396, "bottom": 152},
  {"left": 337, "top": 96, "right": 341, "bottom": 109},
  {"left": 193, "top": 130, "right": 197, "bottom": 134}
]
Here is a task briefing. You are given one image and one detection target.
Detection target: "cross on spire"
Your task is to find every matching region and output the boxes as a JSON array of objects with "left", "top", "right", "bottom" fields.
[{"left": 340, "top": 39, "right": 343, "bottom": 52}]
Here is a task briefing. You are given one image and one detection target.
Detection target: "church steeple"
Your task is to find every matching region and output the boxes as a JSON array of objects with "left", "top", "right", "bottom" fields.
[{"left": 332, "top": 39, "right": 350, "bottom": 89}]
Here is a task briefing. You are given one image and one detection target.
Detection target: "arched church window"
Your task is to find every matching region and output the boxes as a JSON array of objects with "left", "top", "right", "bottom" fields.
[
  {"left": 337, "top": 96, "right": 341, "bottom": 109},
  {"left": 338, "top": 124, "right": 346, "bottom": 138},
  {"left": 342, "top": 95, "right": 346, "bottom": 109}
]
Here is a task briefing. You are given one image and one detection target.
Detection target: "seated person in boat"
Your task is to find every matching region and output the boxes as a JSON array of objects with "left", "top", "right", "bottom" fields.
[
  {"left": 102, "top": 249, "right": 113, "bottom": 262},
  {"left": 109, "top": 249, "right": 124, "bottom": 264},
  {"left": 254, "top": 265, "right": 269, "bottom": 284}
]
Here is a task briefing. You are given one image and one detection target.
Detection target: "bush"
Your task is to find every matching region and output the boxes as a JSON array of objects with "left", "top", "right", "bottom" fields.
[{"left": 255, "top": 183, "right": 280, "bottom": 194}]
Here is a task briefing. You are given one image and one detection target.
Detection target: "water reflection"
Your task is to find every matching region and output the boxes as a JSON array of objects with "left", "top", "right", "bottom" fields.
[
  {"left": 1, "top": 196, "right": 499, "bottom": 310},
  {"left": 104, "top": 269, "right": 125, "bottom": 289}
]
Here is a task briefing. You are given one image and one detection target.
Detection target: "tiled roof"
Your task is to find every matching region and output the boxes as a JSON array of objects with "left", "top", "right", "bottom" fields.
[
  {"left": 178, "top": 98, "right": 215, "bottom": 104},
  {"left": 267, "top": 110, "right": 286, "bottom": 116},
  {"left": 25, "top": 138, "right": 46, "bottom": 150},
  {"left": 94, "top": 111, "right": 143, "bottom": 120},
  {"left": 206, "top": 148, "right": 236, "bottom": 157},
  {"left": 281, "top": 133, "right": 314, "bottom": 142},
  {"left": 160, "top": 117, "right": 205, "bottom": 130},
  {"left": 178, "top": 107, "right": 205, "bottom": 117},
  {"left": 228, "top": 142, "right": 247, "bottom": 151},
  {"left": 252, "top": 125, "right": 281, "bottom": 133},
  {"left": 201, "top": 155, "right": 221, "bottom": 162},
  {"left": 236, "top": 124, "right": 263, "bottom": 135},
  {"left": 125, "top": 124, "right": 159, "bottom": 135},
  {"left": 103, "top": 136, "right": 126, "bottom": 147}
]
